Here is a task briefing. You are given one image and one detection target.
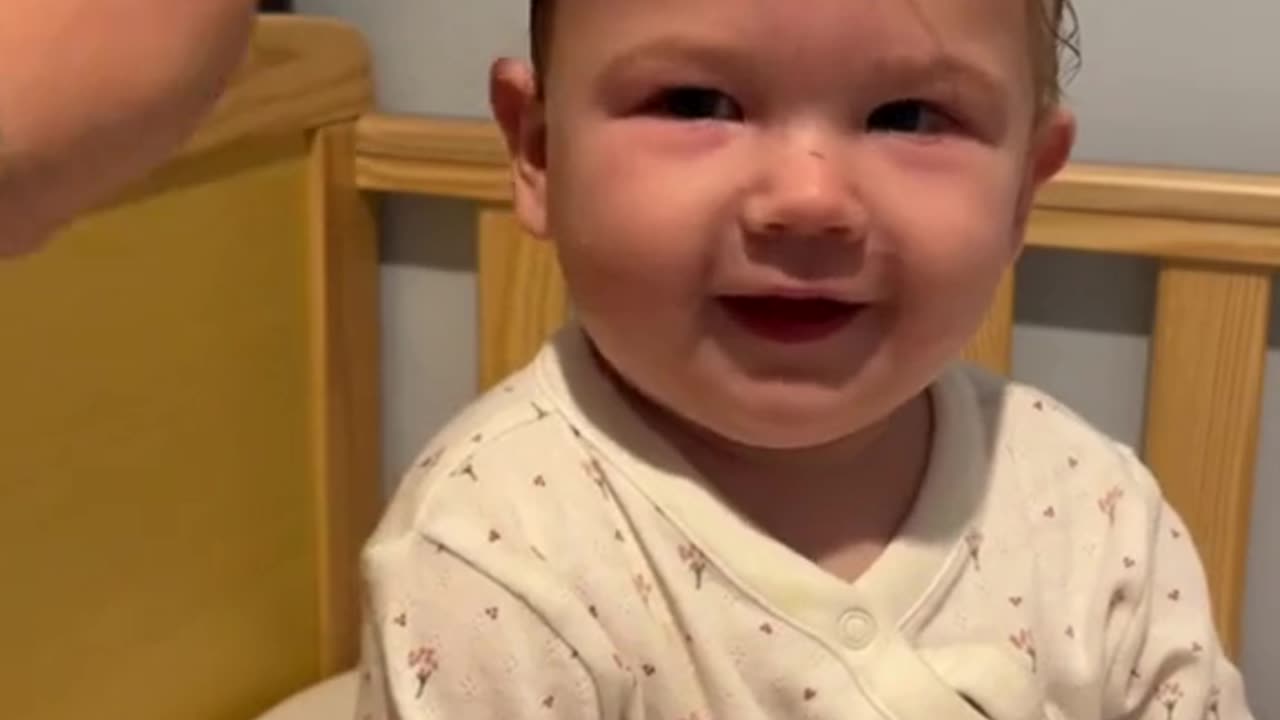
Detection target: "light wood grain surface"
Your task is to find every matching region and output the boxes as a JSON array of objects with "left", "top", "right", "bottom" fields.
[
  {"left": 478, "top": 207, "right": 569, "bottom": 391},
  {"left": 308, "top": 124, "right": 383, "bottom": 675},
  {"left": 961, "top": 270, "right": 1016, "bottom": 375},
  {"left": 355, "top": 116, "right": 512, "bottom": 203},
  {"left": 1041, "top": 163, "right": 1280, "bottom": 228},
  {"left": 1142, "top": 264, "right": 1271, "bottom": 655}
]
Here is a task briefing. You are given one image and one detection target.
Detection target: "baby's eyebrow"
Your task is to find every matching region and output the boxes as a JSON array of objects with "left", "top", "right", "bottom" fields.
[
  {"left": 598, "top": 36, "right": 744, "bottom": 80},
  {"left": 597, "top": 36, "right": 1011, "bottom": 114},
  {"left": 871, "top": 53, "right": 1010, "bottom": 112}
]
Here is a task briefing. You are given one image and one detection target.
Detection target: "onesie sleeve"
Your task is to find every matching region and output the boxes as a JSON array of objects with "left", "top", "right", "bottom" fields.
[
  {"left": 1103, "top": 451, "right": 1254, "bottom": 720},
  {"left": 353, "top": 533, "right": 601, "bottom": 720}
]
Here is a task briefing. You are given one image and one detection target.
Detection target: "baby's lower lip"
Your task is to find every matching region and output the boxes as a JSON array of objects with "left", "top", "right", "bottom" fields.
[{"left": 718, "top": 296, "right": 862, "bottom": 344}]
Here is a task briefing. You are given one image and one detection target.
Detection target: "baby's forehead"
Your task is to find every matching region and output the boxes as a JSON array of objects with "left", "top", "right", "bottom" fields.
[
  {"left": 550, "top": 0, "right": 1032, "bottom": 83},
  {"left": 550, "top": 0, "right": 1031, "bottom": 61},
  {"left": 550, "top": 0, "right": 1030, "bottom": 32}
]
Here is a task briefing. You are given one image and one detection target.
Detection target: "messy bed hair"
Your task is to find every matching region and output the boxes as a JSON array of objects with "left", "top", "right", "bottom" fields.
[{"left": 529, "top": 0, "right": 1079, "bottom": 110}]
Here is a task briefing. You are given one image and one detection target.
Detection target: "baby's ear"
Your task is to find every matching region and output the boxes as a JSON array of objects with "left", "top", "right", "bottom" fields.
[
  {"left": 490, "top": 58, "right": 550, "bottom": 238},
  {"left": 1030, "top": 107, "right": 1076, "bottom": 187},
  {"left": 1013, "top": 107, "right": 1076, "bottom": 243}
]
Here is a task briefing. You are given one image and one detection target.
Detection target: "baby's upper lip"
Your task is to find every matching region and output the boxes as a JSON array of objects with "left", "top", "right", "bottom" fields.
[{"left": 717, "top": 284, "right": 877, "bottom": 304}]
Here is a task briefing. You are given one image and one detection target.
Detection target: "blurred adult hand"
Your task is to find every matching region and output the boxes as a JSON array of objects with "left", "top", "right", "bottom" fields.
[{"left": 0, "top": 0, "right": 258, "bottom": 256}]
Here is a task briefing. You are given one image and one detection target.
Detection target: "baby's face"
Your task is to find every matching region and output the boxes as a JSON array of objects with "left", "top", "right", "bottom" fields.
[{"left": 503, "top": 0, "right": 1073, "bottom": 448}]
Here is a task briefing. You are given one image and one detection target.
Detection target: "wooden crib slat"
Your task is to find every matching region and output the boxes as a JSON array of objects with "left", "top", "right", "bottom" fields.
[
  {"left": 1141, "top": 262, "right": 1271, "bottom": 655},
  {"left": 478, "top": 208, "right": 568, "bottom": 390},
  {"left": 961, "top": 269, "right": 1016, "bottom": 375},
  {"left": 308, "top": 123, "right": 383, "bottom": 674}
]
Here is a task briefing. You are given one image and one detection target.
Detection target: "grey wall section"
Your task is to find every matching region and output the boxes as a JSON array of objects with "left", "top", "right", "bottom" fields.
[
  {"left": 296, "top": 0, "right": 1276, "bottom": 710},
  {"left": 296, "top": 0, "right": 520, "bottom": 488},
  {"left": 1067, "top": 0, "right": 1280, "bottom": 174}
]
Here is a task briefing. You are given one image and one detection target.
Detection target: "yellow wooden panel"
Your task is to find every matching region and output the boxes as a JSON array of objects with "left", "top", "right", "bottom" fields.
[
  {"left": 0, "top": 138, "right": 322, "bottom": 720},
  {"left": 477, "top": 208, "right": 569, "bottom": 390},
  {"left": 961, "top": 269, "right": 1015, "bottom": 375},
  {"left": 1142, "top": 263, "right": 1270, "bottom": 657},
  {"left": 307, "top": 125, "right": 383, "bottom": 674}
]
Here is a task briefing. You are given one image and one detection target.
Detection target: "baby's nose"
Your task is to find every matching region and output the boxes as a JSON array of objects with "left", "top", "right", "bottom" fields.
[{"left": 740, "top": 142, "right": 866, "bottom": 242}]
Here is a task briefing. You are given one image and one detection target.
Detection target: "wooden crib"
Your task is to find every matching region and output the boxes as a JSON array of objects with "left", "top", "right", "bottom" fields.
[{"left": 0, "top": 15, "right": 1274, "bottom": 720}]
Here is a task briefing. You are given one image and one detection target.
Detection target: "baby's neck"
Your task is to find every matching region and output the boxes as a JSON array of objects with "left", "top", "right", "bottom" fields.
[{"left": 639, "top": 389, "right": 935, "bottom": 583}]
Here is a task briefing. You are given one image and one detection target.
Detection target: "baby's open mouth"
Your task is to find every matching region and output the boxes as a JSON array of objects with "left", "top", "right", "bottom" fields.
[{"left": 718, "top": 295, "right": 863, "bottom": 344}]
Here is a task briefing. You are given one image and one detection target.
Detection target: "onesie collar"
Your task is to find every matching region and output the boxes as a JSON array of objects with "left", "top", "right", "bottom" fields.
[{"left": 535, "top": 325, "right": 992, "bottom": 634}]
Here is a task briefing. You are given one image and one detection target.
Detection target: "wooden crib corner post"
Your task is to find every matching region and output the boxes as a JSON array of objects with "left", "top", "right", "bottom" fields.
[
  {"left": 962, "top": 268, "right": 1017, "bottom": 375},
  {"left": 308, "top": 121, "right": 383, "bottom": 674},
  {"left": 477, "top": 206, "right": 568, "bottom": 391},
  {"left": 1142, "top": 260, "right": 1272, "bottom": 656}
]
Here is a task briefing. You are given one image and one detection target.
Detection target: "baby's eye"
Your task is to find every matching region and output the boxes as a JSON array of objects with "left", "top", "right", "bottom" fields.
[
  {"left": 866, "top": 99, "right": 954, "bottom": 135},
  {"left": 647, "top": 86, "right": 743, "bottom": 121}
]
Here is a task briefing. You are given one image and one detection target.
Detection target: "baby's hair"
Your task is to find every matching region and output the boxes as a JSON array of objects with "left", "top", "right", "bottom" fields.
[
  {"left": 1032, "top": 0, "right": 1081, "bottom": 109},
  {"left": 529, "top": 0, "right": 1079, "bottom": 110}
]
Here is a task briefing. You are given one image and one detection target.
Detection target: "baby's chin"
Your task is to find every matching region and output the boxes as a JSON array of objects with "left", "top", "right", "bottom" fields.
[
  {"left": 683, "top": 385, "right": 895, "bottom": 451},
  {"left": 704, "top": 415, "right": 879, "bottom": 451}
]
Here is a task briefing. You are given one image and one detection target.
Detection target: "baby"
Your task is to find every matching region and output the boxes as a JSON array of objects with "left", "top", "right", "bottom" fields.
[{"left": 356, "top": 0, "right": 1254, "bottom": 718}]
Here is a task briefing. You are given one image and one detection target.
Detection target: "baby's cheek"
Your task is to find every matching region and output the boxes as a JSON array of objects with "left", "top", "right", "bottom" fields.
[
  {"left": 910, "top": 175, "right": 1017, "bottom": 277},
  {"left": 894, "top": 215, "right": 1014, "bottom": 349},
  {"left": 557, "top": 175, "right": 712, "bottom": 293}
]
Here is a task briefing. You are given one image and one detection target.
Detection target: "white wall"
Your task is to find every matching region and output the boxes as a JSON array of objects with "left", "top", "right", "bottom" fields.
[
  {"left": 294, "top": 0, "right": 526, "bottom": 490},
  {"left": 1068, "top": 0, "right": 1280, "bottom": 174},
  {"left": 296, "top": 0, "right": 1278, "bottom": 711}
]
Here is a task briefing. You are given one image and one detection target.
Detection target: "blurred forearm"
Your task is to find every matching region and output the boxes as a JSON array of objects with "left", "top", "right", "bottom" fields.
[{"left": 0, "top": 0, "right": 257, "bottom": 255}]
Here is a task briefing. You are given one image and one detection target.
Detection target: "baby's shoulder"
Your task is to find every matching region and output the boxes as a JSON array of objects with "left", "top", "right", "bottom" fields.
[
  {"left": 954, "top": 364, "right": 1165, "bottom": 513},
  {"left": 365, "top": 364, "right": 612, "bottom": 560}
]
